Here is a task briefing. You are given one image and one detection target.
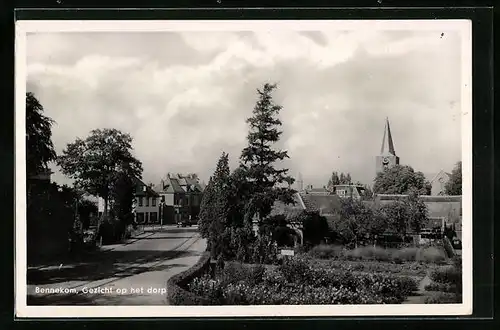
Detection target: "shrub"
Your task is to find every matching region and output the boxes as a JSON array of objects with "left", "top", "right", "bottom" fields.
[
  {"left": 429, "top": 266, "right": 462, "bottom": 288},
  {"left": 347, "top": 246, "right": 391, "bottom": 261},
  {"left": 425, "top": 292, "right": 462, "bottom": 304},
  {"left": 250, "top": 234, "right": 279, "bottom": 265},
  {"left": 424, "top": 282, "right": 459, "bottom": 293},
  {"left": 416, "top": 246, "right": 447, "bottom": 264},
  {"left": 279, "top": 257, "right": 311, "bottom": 283},
  {"left": 308, "top": 244, "right": 345, "bottom": 259},
  {"left": 392, "top": 247, "right": 418, "bottom": 263}
]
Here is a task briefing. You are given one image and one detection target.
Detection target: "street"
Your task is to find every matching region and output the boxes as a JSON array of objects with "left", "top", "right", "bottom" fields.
[{"left": 26, "top": 225, "right": 206, "bottom": 305}]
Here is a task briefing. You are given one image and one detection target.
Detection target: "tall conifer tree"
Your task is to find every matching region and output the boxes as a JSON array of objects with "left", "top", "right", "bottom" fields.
[{"left": 239, "top": 83, "right": 295, "bottom": 224}]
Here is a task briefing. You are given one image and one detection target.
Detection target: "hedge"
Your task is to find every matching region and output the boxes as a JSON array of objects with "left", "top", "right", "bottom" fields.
[{"left": 167, "top": 251, "right": 214, "bottom": 305}]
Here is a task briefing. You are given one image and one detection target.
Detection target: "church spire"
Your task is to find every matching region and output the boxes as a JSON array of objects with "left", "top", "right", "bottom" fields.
[{"left": 380, "top": 117, "right": 396, "bottom": 156}]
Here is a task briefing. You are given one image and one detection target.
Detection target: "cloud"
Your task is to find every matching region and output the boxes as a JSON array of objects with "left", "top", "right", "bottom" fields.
[{"left": 26, "top": 29, "right": 463, "bottom": 188}]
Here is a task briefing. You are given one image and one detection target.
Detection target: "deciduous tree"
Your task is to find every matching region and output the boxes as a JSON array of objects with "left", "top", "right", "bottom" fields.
[
  {"left": 57, "top": 128, "right": 143, "bottom": 222},
  {"left": 26, "top": 92, "right": 57, "bottom": 177},
  {"left": 373, "top": 164, "right": 431, "bottom": 195},
  {"left": 445, "top": 161, "right": 462, "bottom": 195}
]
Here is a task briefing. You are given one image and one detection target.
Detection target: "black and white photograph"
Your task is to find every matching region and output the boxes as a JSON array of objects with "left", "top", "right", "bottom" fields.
[{"left": 15, "top": 20, "right": 472, "bottom": 317}]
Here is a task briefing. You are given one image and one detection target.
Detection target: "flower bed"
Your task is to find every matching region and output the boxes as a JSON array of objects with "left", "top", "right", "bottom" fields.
[
  {"left": 424, "top": 257, "right": 462, "bottom": 304},
  {"left": 185, "top": 257, "right": 418, "bottom": 305}
]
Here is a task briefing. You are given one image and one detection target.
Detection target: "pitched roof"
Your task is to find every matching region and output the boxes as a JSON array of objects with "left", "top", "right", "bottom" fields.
[
  {"left": 299, "top": 193, "right": 342, "bottom": 215},
  {"left": 269, "top": 194, "right": 305, "bottom": 220},
  {"left": 132, "top": 177, "right": 159, "bottom": 197},
  {"left": 158, "top": 175, "right": 203, "bottom": 194},
  {"left": 380, "top": 117, "right": 396, "bottom": 156}
]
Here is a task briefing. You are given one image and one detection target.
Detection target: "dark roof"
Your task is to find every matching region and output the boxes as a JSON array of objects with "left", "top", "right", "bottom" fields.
[
  {"left": 158, "top": 175, "right": 203, "bottom": 194},
  {"left": 299, "top": 193, "right": 342, "bottom": 215},
  {"left": 133, "top": 177, "right": 159, "bottom": 197},
  {"left": 269, "top": 193, "right": 305, "bottom": 219}
]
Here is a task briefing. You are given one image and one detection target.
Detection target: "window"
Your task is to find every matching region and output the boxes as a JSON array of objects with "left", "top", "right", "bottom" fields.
[
  {"left": 146, "top": 197, "right": 149, "bottom": 207},
  {"left": 139, "top": 197, "right": 143, "bottom": 207},
  {"left": 152, "top": 198, "right": 156, "bottom": 206},
  {"left": 136, "top": 212, "right": 144, "bottom": 224},
  {"left": 145, "top": 212, "right": 149, "bottom": 223},
  {"left": 150, "top": 212, "right": 157, "bottom": 223}
]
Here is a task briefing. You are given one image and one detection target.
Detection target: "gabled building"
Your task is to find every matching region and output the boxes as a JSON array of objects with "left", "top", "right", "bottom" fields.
[
  {"left": 425, "top": 170, "right": 452, "bottom": 196},
  {"left": 154, "top": 173, "right": 204, "bottom": 224},
  {"left": 132, "top": 177, "right": 160, "bottom": 224}
]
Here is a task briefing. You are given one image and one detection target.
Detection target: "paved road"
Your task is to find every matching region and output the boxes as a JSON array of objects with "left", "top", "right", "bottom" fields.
[{"left": 26, "top": 225, "right": 206, "bottom": 305}]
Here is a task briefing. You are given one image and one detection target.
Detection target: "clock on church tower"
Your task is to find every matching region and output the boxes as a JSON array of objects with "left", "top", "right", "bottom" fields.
[{"left": 376, "top": 118, "right": 400, "bottom": 174}]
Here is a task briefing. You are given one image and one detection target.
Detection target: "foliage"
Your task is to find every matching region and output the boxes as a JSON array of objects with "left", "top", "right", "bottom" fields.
[
  {"left": 167, "top": 252, "right": 215, "bottom": 305},
  {"left": 238, "top": 83, "right": 296, "bottom": 223},
  {"left": 380, "top": 194, "right": 429, "bottom": 238},
  {"left": 424, "top": 292, "right": 462, "bottom": 304},
  {"left": 305, "top": 244, "right": 446, "bottom": 265},
  {"left": 327, "top": 171, "right": 352, "bottom": 189},
  {"left": 444, "top": 161, "right": 462, "bottom": 195},
  {"left": 204, "top": 152, "right": 232, "bottom": 258},
  {"left": 302, "top": 212, "right": 330, "bottom": 246},
  {"left": 57, "top": 128, "right": 143, "bottom": 219},
  {"left": 373, "top": 165, "right": 431, "bottom": 195},
  {"left": 26, "top": 92, "right": 57, "bottom": 177},
  {"left": 198, "top": 176, "right": 214, "bottom": 239},
  {"left": 415, "top": 246, "right": 447, "bottom": 264},
  {"left": 429, "top": 266, "right": 462, "bottom": 288},
  {"left": 185, "top": 257, "right": 419, "bottom": 305},
  {"left": 424, "top": 258, "right": 462, "bottom": 303},
  {"left": 304, "top": 258, "right": 429, "bottom": 277},
  {"left": 333, "top": 198, "right": 389, "bottom": 247},
  {"left": 110, "top": 170, "right": 135, "bottom": 234}
]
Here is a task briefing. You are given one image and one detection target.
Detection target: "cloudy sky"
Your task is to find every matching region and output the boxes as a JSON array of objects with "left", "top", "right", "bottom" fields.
[{"left": 26, "top": 27, "right": 463, "bottom": 188}]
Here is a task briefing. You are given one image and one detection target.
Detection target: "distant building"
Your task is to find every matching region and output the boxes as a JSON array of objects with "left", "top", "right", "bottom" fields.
[
  {"left": 154, "top": 173, "right": 204, "bottom": 225},
  {"left": 375, "top": 117, "right": 400, "bottom": 174},
  {"left": 425, "top": 170, "right": 452, "bottom": 196},
  {"left": 331, "top": 184, "right": 367, "bottom": 201},
  {"left": 133, "top": 178, "right": 160, "bottom": 224}
]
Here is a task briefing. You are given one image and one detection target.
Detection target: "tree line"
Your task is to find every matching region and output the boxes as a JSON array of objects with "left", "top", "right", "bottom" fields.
[{"left": 26, "top": 92, "right": 143, "bottom": 248}]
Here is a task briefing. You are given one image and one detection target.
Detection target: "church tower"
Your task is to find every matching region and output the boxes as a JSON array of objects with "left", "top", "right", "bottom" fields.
[{"left": 376, "top": 117, "right": 400, "bottom": 174}]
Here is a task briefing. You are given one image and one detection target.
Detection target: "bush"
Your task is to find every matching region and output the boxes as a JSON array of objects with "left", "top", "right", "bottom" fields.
[
  {"left": 347, "top": 246, "right": 391, "bottom": 261},
  {"left": 425, "top": 292, "right": 462, "bottom": 304},
  {"left": 392, "top": 247, "right": 418, "bottom": 263},
  {"left": 416, "top": 246, "right": 447, "bottom": 264},
  {"left": 279, "top": 257, "right": 311, "bottom": 283},
  {"left": 429, "top": 266, "right": 462, "bottom": 288},
  {"left": 250, "top": 234, "right": 279, "bottom": 265},
  {"left": 424, "top": 282, "right": 459, "bottom": 293},
  {"left": 308, "top": 244, "right": 345, "bottom": 259}
]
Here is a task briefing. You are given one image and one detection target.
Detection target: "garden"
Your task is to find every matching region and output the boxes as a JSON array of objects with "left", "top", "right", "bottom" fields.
[
  {"left": 167, "top": 83, "right": 463, "bottom": 306},
  {"left": 168, "top": 242, "right": 462, "bottom": 305}
]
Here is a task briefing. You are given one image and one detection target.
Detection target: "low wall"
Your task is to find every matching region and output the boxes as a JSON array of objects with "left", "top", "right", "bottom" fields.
[{"left": 166, "top": 251, "right": 213, "bottom": 305}]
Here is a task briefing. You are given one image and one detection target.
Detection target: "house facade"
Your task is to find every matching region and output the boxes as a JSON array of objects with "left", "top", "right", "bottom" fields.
[
  {"left": 133, "top": 177, "right": 160, "bottom": 224},
  {"left": 154, "top": 173, "right": 204, "bottom": 225}
]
